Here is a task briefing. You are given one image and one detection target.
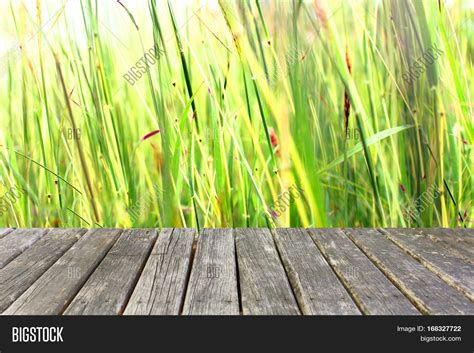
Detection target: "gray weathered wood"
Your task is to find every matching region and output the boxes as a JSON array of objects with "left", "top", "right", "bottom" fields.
[
  {"left": 3, "top": 228, "right": 122, "bottom": 315},
  {"left": 0, "top": 227, "right": 472, "bottom": 316},
  {"left": 0, "top": 228, "right": 50, "bottom": 268},
  {"left": 235, "top": 228, "right": 299, "bottom": 315},
  {"left": 308, "top": 229, "right": 419, "bottom": 315},
  {"left": 419, "top": 228, "right": 474, "bottom": 237},
  {"left": 64, "top": 229, "right": 158, "bottom": 315},
  {"left": 0, "top": 228, "right": 13, "bottom": 240},
  {"left": 418, "top": 228, "right": 474, "bottom": 261},
  {"left": 0, "top": 228, "right": 86, "bottom": 313},
  {"left": 182, "top": 228, "right": 239, "bottom": 315},
  {"left": 124, "top": 228, "right": 195, "bottom": 315},
  {"left": 462, "top": 228, "right": 474, "bottom": 236},
  {"left": 274, "top": 228, "right": 360, "bottom": 315},
  {"left": 345, "top": 228, "right": 474, "bottom": 314},
  {"left": 381, "top": 228, "right": 474, "bottom": 300}
]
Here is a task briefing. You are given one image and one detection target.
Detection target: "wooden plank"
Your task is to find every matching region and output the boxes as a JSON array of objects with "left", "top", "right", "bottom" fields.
[
  {"left": 462, "top": 228, "right": 474, "bottom": 236},
  {"left": 0, "top": 228, "right": 50, "bottom": 268},
  {"left": 235, "top": 228, "right": 299, "bottom": 315},
  {"left": 308, "top": 229, "right": 419, "bottom": 315},
  {"left": 446, "top": 228, "right": 473, "bottom": 236},
  {"left": 449, "top": 228, "right": 474, "bottom": 236},
  {"left": 3, "top": 228, "right": 122, "bottom": 315},
  {"left": 182, "top": 228, "right": 239, "bottom": 315},
  {"left": 274, "top": 228, "right": 360, "bottom": 315},
  {"left": 0, "top": 228, "right": 13, "bottom": 240},
  {"left": 345, "top": 228, "right": 474, "bottom": 314},
  {"left": 416, "top": 227, "right": 474, "bottom": 238},
  {"left": 418, "top": 228, "right": 474, "bottom": 261},
  {"left": 0, "top": 228, "right": 86, "bottom": 313},
  {"left": 382, "top": 228, "right": 474, "bottom": 300},
  {"left": 64, "top": 229, "right": 158, "bottom": 315},
  {"left": 124, "top": 228, "right": 195, "bottom": 315}
]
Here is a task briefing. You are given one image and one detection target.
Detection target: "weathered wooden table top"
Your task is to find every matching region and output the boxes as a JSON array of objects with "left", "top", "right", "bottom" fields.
[{"left": 0, "top": 228, "right": 472, "bottom": 315}]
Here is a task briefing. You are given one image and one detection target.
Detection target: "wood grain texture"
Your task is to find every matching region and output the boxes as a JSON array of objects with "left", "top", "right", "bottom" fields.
[
  {"left": 345, "top": 228, "right": 474, "bottom": 315},
  {"left": 274, "top": 228, "right": 360, "bottom": 315},
  {"left": 0, "top": 228, "right": 86, "bottom": 313},
  {"left": 124, "top": 228, "right": 195, "bottom": 315},
  {"left": 418, "top": 228, "right": 474, "bottom": 262},
  {"left": 420, "top": 228, "right": 473, "bottom": 236},
  {"left": 0, "top": 228, "right": 50, "bottom": 268},
  {"left": 0, "top": 228, "right": 13, "bottom": 240},
  {"left": 64, "top": 229, "right": 158, "bottom": 315},
  {"left": 3, "top": 228, "right": 122, "bottom": 315},
  {"left": 308, "top": 228, "right": 419, "bottom": 315},
  {"left": 381, "top": 228, "right": 474, "bottom": 300},
  {"left": 235, "top": 228, "right": 299, "bottom": 315},
  {"left": 182, "top": 228, "right": 239, "bottom": 315},
  {"left": 0, "top": 227, "right": 471, "bottom": 316},
  {"left": 462, "top": 228, "right": 474, "bottom": 236}
]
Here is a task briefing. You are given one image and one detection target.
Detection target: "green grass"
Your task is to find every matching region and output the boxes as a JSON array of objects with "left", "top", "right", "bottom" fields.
[{"left": 0, "top": 0, "right": 472, "bottom": 228}]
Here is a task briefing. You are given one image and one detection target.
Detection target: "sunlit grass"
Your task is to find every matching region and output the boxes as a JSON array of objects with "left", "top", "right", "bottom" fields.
[{"left": 0, "top": 0, "right": 472, "bottom": 228}]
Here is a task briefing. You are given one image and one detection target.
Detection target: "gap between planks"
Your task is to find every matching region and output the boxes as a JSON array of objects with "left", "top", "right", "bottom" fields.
[
  {"left": 379, "top": 228, "right": 473, "bottom": 301},
  {"left": 343, "top": 228, "right": 474, "bottom": 315}
]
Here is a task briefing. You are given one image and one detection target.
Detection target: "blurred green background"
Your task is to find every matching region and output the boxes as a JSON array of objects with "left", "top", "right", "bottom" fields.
[{"left": 0, "top": 0, "right": 472, "bottom": 228}]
